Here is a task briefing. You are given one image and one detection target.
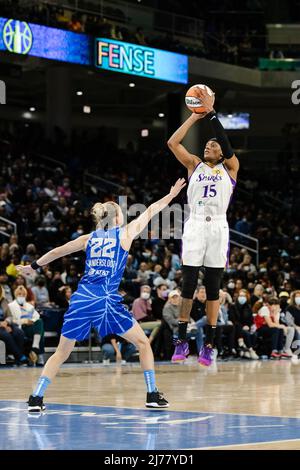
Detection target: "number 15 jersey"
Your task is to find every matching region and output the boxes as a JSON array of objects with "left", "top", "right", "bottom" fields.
[
  {"left": 187, "top": 161, "right": 235, "bottom": 216},
  {"left": 182, "top": 161, "right": 236, "bottom": 268}
]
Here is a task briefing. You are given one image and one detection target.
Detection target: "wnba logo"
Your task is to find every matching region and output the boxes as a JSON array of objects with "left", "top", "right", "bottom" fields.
[
  {"left": 3, "top": 19, "right": 33, "bottom": 55},
  {"left": 291, "top": 80, "right": 300, "bottom": 105}
]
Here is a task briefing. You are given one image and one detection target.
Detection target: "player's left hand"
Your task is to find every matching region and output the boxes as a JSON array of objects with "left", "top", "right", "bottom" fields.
[
  {"left": 169, "top": 178, "right": 186, "bottom": 198},
  {"left": 16, "top": 264, "right": 35, "bottom": 277}
]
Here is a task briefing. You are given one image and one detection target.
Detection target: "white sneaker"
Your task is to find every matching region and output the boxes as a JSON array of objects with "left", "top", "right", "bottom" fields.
[
  {"left": 249, "top": 349, "right": 259, "bottom": 360},
  {"left": 244, "top": 351, "right": 251, "bottom": 359}
]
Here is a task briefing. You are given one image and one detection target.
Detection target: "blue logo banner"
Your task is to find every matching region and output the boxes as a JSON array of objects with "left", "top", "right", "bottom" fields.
[
  {"left": 95, "top": 38, "right": 188, "bottom": 84},
  {"left": 0, "top": 18, "right": 188, "bottom": 83},
  {"left": 0, "top": 17, "right": 93, "bottom": 65}
]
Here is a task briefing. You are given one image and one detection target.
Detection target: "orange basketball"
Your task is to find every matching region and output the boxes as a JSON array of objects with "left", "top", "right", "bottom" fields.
[{"left": 185, "top": 84, "right": 215, "bottom": 114}]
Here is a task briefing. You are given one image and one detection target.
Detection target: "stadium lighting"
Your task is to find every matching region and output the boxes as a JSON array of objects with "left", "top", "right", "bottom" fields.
[
  {"left": 83, "top": 105, "right": 91, "bottom": 114},
  {"left": 141, "top": 129, "right": 149, "bottom": 137},
  {"left": 158, "top": 113, "right": 165, "bottom": 118},
  {"left": 129, "top": 83, "right": 135, "bottom": 88},
  {"left": 76, "top": 91, "right": 83, "bottom": 96},
  {"left": 29, "top": 107, "right": 36, "bottom": 112}
]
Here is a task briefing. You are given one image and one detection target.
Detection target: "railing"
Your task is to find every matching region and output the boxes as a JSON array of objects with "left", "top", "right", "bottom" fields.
[
  {"left": 31, "top": 152, "right": 67, "bottom": 170},
  {"left": 83, "top": 171, "right": 125, "bottom": 195},
  {"left": 0, "top": 216, "right": 17, "bottom": 238},
  {"left": 229, "top": 229, "right": 259, "bottom": 266},
  {"left": 42, "top": 0, "right": 204, "bottom": 41}
]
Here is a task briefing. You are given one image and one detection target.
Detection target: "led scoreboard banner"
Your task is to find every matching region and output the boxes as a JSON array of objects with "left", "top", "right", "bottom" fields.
[
  {"left": 0, "top": 18, "right": 188, "bottom": 84},
  {"left": 95, "top": 38, "right": 188, "bottom": 84},
  {"left": 0, "top": 17, "right": 93, "bottom": 65}
]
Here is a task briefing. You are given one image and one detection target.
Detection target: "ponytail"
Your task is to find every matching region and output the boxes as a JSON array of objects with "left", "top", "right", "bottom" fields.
[{"left": 90, "top": 201, "right": 119, "bottom": 229}]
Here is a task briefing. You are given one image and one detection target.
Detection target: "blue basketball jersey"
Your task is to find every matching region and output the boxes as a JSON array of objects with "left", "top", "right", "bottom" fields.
[
  {"left": 80, "top": 226, "right": 128, "bottom": 287},
  {"left": 61, "top": 226, "right": 135, "bottom": 341}
]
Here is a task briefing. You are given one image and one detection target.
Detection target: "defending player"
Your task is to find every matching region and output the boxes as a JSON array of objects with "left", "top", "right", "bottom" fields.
[{"left": 17, "top": 179, "right": 186, "bottom": 412}]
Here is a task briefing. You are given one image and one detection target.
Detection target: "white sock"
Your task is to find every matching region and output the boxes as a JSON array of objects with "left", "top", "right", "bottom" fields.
[{"left": 32, "top": 334, "right": 41, "bottom": 350}]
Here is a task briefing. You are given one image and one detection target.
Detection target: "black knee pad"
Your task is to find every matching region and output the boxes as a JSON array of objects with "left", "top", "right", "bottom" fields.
[
  {"left": 181, "top": 265, "right": 200, "bottom": 299},
  {"left": 204, "top": 267, "right": 224, "bottom": 301}
]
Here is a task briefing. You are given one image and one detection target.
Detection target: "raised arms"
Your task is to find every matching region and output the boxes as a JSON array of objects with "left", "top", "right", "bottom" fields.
[
  {"left": 167, "top": 113, "right": 204, "bottom": 176},
  {"left": 121, "top": 178, "right": 186, "bottom": 251}
]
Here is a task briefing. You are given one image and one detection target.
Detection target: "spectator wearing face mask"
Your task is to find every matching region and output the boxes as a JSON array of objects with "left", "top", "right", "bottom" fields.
[
  {"left": 227, "top": 279, "right": 236, "bottom": 296},
  {"left": 12, "top": 274, "right": 35, "bottom": 305},
  {"left": 285, "top": 290, "right": 300, "bottom": 343},
  {"left": 8, "top": 286, "right": 45, "bottom": 365},
  {"left": 151, "top": 283, "right": 169, "bottom": 320},
  {"left": 229, "top": 289, "right": 258, "bottom": 359},
  {"left": 132, "top": 285, "right": 161, "bottom": 344},
  {"left": 0, "top": 285, "right": 27, "bottom": 365},
  {"left": 71, "top": 225, "right": 85, "bottom": 240}
]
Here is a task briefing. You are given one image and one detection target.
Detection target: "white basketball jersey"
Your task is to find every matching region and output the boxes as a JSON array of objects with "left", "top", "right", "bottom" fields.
[{"left": 187, "top": 161, "right": 235, "bottom": 217}]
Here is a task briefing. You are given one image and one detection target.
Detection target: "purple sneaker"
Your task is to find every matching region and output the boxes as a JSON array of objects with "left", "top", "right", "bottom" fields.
[
  {"left": 198, "top": 345, "right": 214, "bottom": 367},
  {"left": 171, "top": 340, "right": 189, "bottom": 363}
]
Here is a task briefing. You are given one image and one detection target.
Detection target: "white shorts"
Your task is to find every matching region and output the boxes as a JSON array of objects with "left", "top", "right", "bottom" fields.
[{"left": 181, "top": 214, "right": 229, "bottom": 268}]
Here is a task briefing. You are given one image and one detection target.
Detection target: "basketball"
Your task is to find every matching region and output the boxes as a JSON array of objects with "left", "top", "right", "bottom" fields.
[{"left": 185, "top": 84, "right": 215, "bottom": 114}]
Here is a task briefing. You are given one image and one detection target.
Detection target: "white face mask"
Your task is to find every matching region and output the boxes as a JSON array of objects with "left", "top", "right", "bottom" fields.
[
  {"left": 295, "top": 296, "right": 300, "bottom": 306},
  {"left": 141, "top": 292, "right": 150, "bottom": 300},
  {"left": 16, "top": 296, "right": 26, "bottom": 305},
  {"left": 228, "top": 282, "right": 235, "bottom": 290},
  {"left": 238, "top": 296, "right": 247, "bottom": 305}
]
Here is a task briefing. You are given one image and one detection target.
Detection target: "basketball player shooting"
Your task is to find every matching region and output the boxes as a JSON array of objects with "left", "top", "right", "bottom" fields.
[
  {"left": 167, "top": 87, "right": 239, "bottom": 366},
  {"left": 17, "top": 178, "right": 186, "bottom": 412}
]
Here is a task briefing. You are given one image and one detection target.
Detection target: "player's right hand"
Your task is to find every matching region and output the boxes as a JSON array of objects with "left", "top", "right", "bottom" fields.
[{"left": 169, "top": 178, "right": 186, "bottom": 198}]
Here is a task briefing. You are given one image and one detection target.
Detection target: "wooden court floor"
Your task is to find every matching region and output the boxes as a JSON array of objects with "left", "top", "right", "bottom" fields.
[{"left": 1, "top": 359, "right": 300, "bottom": 450}]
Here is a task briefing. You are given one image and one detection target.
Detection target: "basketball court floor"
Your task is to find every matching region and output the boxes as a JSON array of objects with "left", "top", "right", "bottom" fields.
[{"left": 1, "top": 359, "right": 300, "bottom": 450}]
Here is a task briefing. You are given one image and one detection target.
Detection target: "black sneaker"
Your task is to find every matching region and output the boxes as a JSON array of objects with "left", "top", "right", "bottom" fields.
[
  {"left": 145, "top": 390, "right": 169, "bottom": 408},
  {"left": 27, "top": 395, "right": 46, "bottom": 412}
]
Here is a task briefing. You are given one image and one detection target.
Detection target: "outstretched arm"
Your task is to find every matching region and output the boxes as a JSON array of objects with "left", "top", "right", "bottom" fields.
[
  {"left": 121, "top": 179, "right": 186, "bottom": 251},
  {"left": 167, "top": 113, "right": 204, "bottom": 176},
  {"left": 17, "top": 234, "right": 90, "bottom": 276}
]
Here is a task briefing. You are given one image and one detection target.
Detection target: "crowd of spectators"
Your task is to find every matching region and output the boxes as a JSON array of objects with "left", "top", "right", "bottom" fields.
[
  {"left": 0, "top": 121, "right": 299, "bottom": 365},
  {"left": 4, "top": 0, "right": 300, "bottom": 68}
]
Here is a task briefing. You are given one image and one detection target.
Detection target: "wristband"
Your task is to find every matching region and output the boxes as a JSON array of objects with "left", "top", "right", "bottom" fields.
[{"left": 31, "top": 260, "right": 41, "bottom": 270}]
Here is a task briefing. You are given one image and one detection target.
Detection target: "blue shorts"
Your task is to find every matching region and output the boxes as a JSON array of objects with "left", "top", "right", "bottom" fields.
[{"left": 61, "top": 283, "right": 135, "bottom": 341}]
